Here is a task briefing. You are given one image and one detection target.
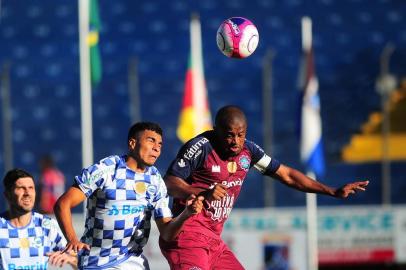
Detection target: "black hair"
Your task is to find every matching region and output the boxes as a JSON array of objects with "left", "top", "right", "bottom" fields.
[
  {"left": 3, "top": 168, "right": 34, "bottom": 192},
  {"left": 127, "top": 122, "right": 163, "bottom": 142},
  {"left": 214, "top": 105, "right": 247, "bottom": 127}
]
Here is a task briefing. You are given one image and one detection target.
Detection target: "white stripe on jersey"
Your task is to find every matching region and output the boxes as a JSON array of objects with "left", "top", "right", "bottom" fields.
[{"left": 254, "top": 154, "right": 272, "bottom": 173}]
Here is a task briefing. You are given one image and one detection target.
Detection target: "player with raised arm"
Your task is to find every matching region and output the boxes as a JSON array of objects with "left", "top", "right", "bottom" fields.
[{"left": 159, "top": 105, "right": 368, "bottom": 270}]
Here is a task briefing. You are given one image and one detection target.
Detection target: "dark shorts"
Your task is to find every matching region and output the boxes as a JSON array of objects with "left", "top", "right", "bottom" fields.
[{"left": 159, "top": 231, "right": 244, "bottom": 270}]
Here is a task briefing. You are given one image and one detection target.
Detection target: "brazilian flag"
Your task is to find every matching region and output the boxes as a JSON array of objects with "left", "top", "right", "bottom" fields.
[{"left": 88, "top": 0, "right": 102, "bottom": 85}]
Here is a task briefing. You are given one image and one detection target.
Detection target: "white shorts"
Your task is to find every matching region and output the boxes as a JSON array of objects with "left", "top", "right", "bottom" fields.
[{"left": 104, "top": 254, "right": 150, "bottom": 270}]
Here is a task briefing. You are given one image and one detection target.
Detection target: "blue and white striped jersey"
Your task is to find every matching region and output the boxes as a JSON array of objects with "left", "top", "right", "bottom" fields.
[
  {"left": 75, "top": 155, "right": 172, "bottom": 269},
  {"left": 0, "top": 212, "right": 66, "bottom": 270}
]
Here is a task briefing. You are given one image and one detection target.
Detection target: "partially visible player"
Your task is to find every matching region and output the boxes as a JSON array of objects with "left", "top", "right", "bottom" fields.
[
  {"left": 0, "top": 168, "right": 77, "bottom": 269},
  {"left": 159, "top": 105, "right": 369, "bottom": 270},
  {"left": 54, "top": 122, "right": 204, "bottom": 270}
]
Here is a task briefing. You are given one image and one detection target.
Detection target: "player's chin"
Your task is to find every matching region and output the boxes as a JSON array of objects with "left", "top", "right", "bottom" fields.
[
  {"left": 228, "top": 148, "right": 242, "bottom": 156},
  {"left": 145, "top": 157, "right": 157, "bottom": 166}
]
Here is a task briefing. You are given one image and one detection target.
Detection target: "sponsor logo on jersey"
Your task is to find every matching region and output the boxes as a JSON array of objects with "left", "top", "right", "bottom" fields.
[
  {"left": 42, "top": 218, "right": 52, "bottom": 229},
  {"left": 210, "top": 194, "right": 235, "bottom": 222},
  {"left": 108, "top": 205, "right": 146, "bottom": 216},
  {"left": 183, "top": 138, "right": 209, "bottom": 160},
  {"left": 221, "top": 179, "right": 243, "bottom": 188},
  {"left": 8, "top": 262, "right": 48, "bottom": 270},
  {"left": 227, "top": 162, "right": 237, "bottom": 173},
  {"left": 85, "top": 167, "right": 115, "bottom": 185},
  {"left": 238, "top": 155, "right": 251, "bottom": 171},
  {"left": 177, "top": 159, "right": 186, "bottom": 167},
  {"left": 211, "top": 165, "right": 221, "bottom": 173}
]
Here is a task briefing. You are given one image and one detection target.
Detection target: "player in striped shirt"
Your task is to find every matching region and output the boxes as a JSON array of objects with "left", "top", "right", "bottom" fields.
[
  {"left": 54, "top": 122, "right": 203, "bottom": 269},
  {"left": 0, "top": 168, "right": 77, "bottom": 269}
]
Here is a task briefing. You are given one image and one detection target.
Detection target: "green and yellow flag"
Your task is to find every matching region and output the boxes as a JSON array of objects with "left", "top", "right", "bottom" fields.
[{"left": 88, "top": 0, "right": 102, "bottom": 85}]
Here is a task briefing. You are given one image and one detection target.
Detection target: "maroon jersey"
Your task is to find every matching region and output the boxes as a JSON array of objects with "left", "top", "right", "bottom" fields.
[{"left": 166, "top": 130, "right": 280, "bottom": 239}]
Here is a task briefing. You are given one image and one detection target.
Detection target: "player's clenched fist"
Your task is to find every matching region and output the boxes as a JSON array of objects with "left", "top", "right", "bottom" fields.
[
  {"left": 199, "top": 183, "right": 228, "bottom": 202},
  {"left": 185, "top": 194, "right": 204, "bottom": 216}
]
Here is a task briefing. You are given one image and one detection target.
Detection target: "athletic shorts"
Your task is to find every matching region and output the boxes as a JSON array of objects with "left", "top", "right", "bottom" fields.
[{"left": 159, "top": 231, "right": 244, "bottom": 270}]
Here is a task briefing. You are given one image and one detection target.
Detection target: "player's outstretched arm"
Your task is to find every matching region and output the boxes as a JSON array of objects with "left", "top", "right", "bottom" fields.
[
  {"left": 54, "top": 185, "right": 91, "bottom": 253},
  {"left": 156, "top": 194, "right": 204, "bottom": 241},
  {"left": 273, "top": 164, "right": 368, "bottom": 198}
]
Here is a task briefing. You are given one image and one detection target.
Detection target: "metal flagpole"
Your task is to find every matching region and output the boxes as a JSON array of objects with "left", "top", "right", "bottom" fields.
[
  {"left": 302, "top": 17, "right": 319, "bottom": 270},
  {"left": 375, "top": 43, "right": 396, "bottom": 206},
  {"left": 78, "top": 0, "right": 93, "bottom": 215}
]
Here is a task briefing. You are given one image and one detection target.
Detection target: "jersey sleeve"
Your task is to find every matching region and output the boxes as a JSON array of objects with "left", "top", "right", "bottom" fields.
[
  {"left": 74, "top": 156, "right": 118, "bottom": 197},
  {"left": 165, "top": 136, "right": 209, "bottom": 181},
  {"left": 152, "top": 173, "right": 172, "bottom": 220},
  {"left": 245, "top": 140, "right": 281, "bottom": 175},
  {"left": 47, "top": 218, "right": 67, "bottom": 252}
]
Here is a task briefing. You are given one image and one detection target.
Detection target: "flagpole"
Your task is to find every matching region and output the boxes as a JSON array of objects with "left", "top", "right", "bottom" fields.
[
  {"left": 302, "top": 16, "right": 319, "bottom": 270},
  {"left": 78, "top": 0, "right": 93, "bottom": 214},
  {"left": 79, "top": 0, "right": 94, "bottom": 168}
]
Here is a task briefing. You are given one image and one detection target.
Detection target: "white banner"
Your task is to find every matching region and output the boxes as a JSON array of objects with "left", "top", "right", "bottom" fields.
[{"left": 59, "top": 206, "right": 406, "bottom": 270}]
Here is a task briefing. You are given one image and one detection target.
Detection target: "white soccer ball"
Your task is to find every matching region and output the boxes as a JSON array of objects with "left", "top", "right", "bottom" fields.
[{"left": 216, "top": 17, "right": 259, "bottom": 59}]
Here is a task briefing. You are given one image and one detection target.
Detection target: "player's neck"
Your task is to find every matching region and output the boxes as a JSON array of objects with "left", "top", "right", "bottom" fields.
[
  {"left": 6, "top": 210, "right": 32, "bottom": 228},
  {"left": 126, "top": 156, "right": 147, "bottom": 173}
]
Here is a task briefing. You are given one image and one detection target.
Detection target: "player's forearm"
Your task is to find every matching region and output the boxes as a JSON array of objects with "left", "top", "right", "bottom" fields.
[
  {"left": 54, "top": 197, "right": 79, "bottom": 242},
  {"left": 160, "top": 211, "right": 192, "bottom": 241},
  {"left": 165, "top": 175, "right": 205, "bottom": 199},
  {"left": 276, "top": 166, "right": 336, "bottom": 196},
  {"left": 288, "top": 168, "right": 336, "bottom": 196}
]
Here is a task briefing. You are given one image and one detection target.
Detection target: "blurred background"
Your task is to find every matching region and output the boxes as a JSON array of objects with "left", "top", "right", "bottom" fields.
[{"left": 1, "top": 0, "right": 405, "bottom": 269}]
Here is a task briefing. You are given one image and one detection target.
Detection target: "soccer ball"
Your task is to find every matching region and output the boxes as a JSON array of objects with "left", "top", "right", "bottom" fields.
[{"left": 216, "top": 17, "right": 259, "bottom": 59}]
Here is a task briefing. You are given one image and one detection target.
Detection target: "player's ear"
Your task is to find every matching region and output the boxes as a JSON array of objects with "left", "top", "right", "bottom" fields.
[{"left": 128, "top": 138, "right": 137, "bottom": 150}]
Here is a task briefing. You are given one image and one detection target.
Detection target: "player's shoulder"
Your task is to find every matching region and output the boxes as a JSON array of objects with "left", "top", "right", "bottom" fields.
[
  {"left": 244, "top": 139, "right": 265, "bottom": 153},
  {"left": 85, "top": 155, "right": 122, "bottom": 175},
  {"left": 98, "top": 155, "right": 123, "bottom": 167},
  {"left": 31, "top": 212, "right": 58, "bottom": 229},
  {"left": 0, "top": 211, "right": 8, "bottom": 227},
  {"left": 147, "top": 166, "right": 162, "bottom": 176}
]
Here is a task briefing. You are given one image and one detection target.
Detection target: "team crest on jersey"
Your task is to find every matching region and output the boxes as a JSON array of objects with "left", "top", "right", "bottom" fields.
[
  {"left": 134, "top": 182, "right": 147, "bottom": 194},
  {"left": 31, "top": 237, "right": 43, "bottom": 248},
  {"left": 19, "top": 238, "right": 30, "bottom": 248},
  {"left": 238, "top": 155, "right": 251, "bottom": 171},
  {"left": 147, "top": 184, "right": 157, "bottom": 195},
  {"left": 227, "top": 162, "right": 237, "bottom": 173}
]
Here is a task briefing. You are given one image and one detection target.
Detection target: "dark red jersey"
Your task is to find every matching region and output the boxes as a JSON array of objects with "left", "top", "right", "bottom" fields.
[{"left": 166, "top": 130, "right": 280, "bottom": 239}]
